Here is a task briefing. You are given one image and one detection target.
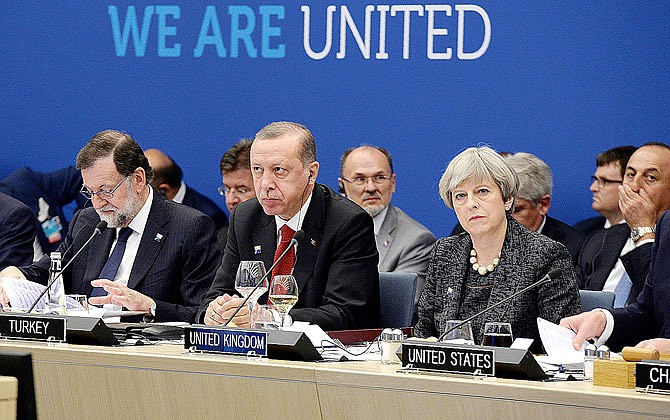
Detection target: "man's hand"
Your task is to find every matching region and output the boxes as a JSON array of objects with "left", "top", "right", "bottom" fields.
[
  {"left": 205, "top": 294, "right": 250, "bottom": 327},
  {"left": 559, "top": 311, "right": 607, "bottom": 350},
  {"left": 0, "top": 266, "right": 27, "bottom": 310},
  {"left": 636, "top": 338, "right": 670, "bottom": 353},
  {"left": 619, "top": 184, "right": 658, "bottom": 230},
  {"left": 88, "top": 279, "right": 154, "bottom": 314},
  {"left": 0, "top": 266, "right": 26, "bottom": 280}
]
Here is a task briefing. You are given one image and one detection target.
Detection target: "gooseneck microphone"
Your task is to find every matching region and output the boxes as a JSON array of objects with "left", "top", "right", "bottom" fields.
[
  {"left": 436, "top": 268, "right": 563, "bottom": 342},
  {"left": 222, "top": 230, "right": 304, "bottom": 326},
  {"left": 27, "top": 220, "right": 108, "bottom": 313}
]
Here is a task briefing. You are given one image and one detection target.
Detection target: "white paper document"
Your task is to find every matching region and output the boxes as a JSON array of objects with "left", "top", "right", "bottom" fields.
[
  {"left": 536, "top": 317, "right": 584, "bottom": 365},
  {"left": 1, "top": 277, "right": 138, "bottom": 318}
]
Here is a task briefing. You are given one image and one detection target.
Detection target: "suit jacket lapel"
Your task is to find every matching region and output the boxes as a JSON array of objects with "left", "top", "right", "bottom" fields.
[
  {"left": 127, "top": 197, "right": 168, "bottom": 289},
  {"left": 82, "top": 226, "right": 116, "bottom": 294},
  {"left": 584, "top": 224, "right": 629, "bottom": 289},
  {"left": 255, "top": 214, "right": 277, "bottom": 276},
  {"left": 442, "top": 235, "right": 470, "bottom": 321},
  {"left": 376, "top": 205, "right": 397, "bottom": 267},
  {"left": 293, "top": 188, "right": 323, "bottom": 294}
]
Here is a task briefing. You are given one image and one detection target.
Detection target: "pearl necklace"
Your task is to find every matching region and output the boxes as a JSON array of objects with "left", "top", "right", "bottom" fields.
[{"left": 470, "top": 249, "right": 500, "bottom": 276}]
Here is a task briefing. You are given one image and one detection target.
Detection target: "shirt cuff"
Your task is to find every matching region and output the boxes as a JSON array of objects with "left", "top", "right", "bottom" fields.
[
  {"left": 635, "top": 238, "right": 655, "bottom": 247},
  {"left": 593, "top": 308, "right": 614, "bottom": 346}
]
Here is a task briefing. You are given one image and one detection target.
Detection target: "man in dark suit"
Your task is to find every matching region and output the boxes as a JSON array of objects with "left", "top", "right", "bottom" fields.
[
  {"left": 577, "top": 143, "right": 670, "bottom": 307},
  {"left": 504, "top": 152, "right": 585, "bottom": 263},
  {"left": 562, "top": 210, "right": 670, "bottom": 352},
  {"left": 0, "top": 130, "right": 220, "bottom": 322},
  {"left": 0, "top": 192, "right": 35, "bottom": 269},
  {"left": 199, "top": 122, "right": 380, "bottom": 331},
  {"left": 144, "top": 148, "right": 228, "bottom": 232},
  {"left": 0, "top": 166, "right": 87, "bottom": 258}
]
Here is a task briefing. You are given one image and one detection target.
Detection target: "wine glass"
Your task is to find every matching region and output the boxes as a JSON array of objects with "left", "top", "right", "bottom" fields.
[
  {"left": 235, "top": 261, "right": 267, "bottom": 315},
  {"left": 481, "top": 322, "right": 514, "bottom": 347},
  {"left": 269, "top": 275, "right": 299, "bottom": 327}
]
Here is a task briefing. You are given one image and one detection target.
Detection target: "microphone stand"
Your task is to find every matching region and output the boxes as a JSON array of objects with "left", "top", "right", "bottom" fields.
[
  {"left": 436, "top": 268, "right": 562, "bottom": 342},
  {"left": 222, "top": 231, "right": 303, "bottom": 326}
]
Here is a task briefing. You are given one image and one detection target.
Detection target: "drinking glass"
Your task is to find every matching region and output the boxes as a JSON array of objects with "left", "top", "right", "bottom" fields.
[
  {"left": 66, "top": 294, "right": 89, "bottom": 315},
  {"left": 250, "top": 304, "right": 279, "bottom": 329},
  {"left": 441, "top": 320, "right": 475, "bottom": 345},
  {"left": 235, "top": 261, "right": 267, "bottom": 314},
  {"left": 481, "top": 322, "right": 514, "bottom": 347},
  {"left": 269, "top": 275, "right": 298, "bottom": 327}
]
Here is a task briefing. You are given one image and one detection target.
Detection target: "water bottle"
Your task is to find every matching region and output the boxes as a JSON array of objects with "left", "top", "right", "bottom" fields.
[{"left": 44, "top": 252, "right": 66, "bottom": 315}]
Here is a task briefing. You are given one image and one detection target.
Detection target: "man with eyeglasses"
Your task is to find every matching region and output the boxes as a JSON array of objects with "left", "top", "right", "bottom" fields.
[
  {"left": 217, "top": 139, "right": 256, "bottom": 251},
  {"left": 573, "top": 146, "right": 637, "bottom": 235},
  {"left": 0, "top": 130, "right": 220, "bottom": 322},
  {"left": 339, "top": 145, "right": 435, "bottom": 306},
  {"left": 144, "top": 148, "right": 228, "bottom": 238},
  {"left": 576, "top": 143, "right": 670, "bottom": 307}
]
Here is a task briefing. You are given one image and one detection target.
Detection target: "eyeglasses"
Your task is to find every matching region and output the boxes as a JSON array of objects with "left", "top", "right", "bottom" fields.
[
  {"left": 80, "top": 176, "right": 129, "bottom": 200},
  {"left": 341, "top": 175, "right": 393, "bottom": 187},
  {"left": 217, "top": 185, "right": 252, "bottom": 196},
  {"left": 590, "top": 175, "right": 623, "bottom": 188}
]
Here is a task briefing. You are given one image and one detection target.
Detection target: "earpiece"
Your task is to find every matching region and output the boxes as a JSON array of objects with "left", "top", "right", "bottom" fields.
[{"left": 338, "top": 180, "right": 345, "bottom": 194}]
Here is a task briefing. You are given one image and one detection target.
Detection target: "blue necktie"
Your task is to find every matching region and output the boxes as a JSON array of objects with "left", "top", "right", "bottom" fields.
[
  {"left": 91, "top": 227, "right": 133, "bottom": 297},
  {"left": 613, "top": 271, "right": 633, "bottom": 308}
]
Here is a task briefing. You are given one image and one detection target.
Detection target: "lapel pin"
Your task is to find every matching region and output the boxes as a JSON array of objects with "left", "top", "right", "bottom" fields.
[
  {"left": 154, "top": 233, "right": 163, "bottom": 243},
  {"left": 383, "top": 239, "right": 390, "bottom": 247},
  {"left": 254, "top": 245, "right": 262, "bottom": 254},
  {"left": 310, "top": 238, "right": 317, "bottom": 247}
]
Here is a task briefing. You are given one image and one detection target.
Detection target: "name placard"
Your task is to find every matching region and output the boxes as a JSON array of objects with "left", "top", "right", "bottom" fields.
[
  {"left": 184, "top": 325, "right": 268, "bottom": 356},
  {"left": 0, "top": 313, "right": 66, "bottom": 342},
  {"left": 636, "top": 361, "right": 670, "bottom": 391},
  {"left": 401, "top": 340, "right": 495, "bottom": 376}
]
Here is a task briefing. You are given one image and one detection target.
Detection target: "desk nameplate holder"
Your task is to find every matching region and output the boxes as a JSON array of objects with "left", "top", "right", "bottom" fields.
[
  {"left": 399, "top": 340, "right": 549, "bottom": 381},
  {"left": 184, "top": 325, "right": 268, "bottom": 357},
  {"left": 0, "top": 312, "right": 66, "bottom": 343},
  {"left": 635, "top": 360, "right": 670, "bottom": 395},
  {"left": 401, "top": 340, "right": 495, "bottom": 377}
]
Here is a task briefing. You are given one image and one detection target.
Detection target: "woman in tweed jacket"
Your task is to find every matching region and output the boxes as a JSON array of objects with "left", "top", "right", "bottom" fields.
[{"left": 415, "top": 146, "right": 581, "bottom": 353}]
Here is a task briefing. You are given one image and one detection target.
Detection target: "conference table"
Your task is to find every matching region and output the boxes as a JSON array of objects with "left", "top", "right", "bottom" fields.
[
  {"left": 0, "top": 376, "right": 17, "bottom": 420},
  {"left": 0, "top": 339, "right": 668, "bottom": 420}
]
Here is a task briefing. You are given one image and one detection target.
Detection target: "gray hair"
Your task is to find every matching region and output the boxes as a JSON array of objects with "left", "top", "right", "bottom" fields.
[
  {"left": 439, "top": 146, "right": 518, "bottom": 213},
  {"left": 255, "top": 121, "right": 316, "bottom": 166},
  {"left": 504, "top": 152, "right": 551, "bottom": 205}
]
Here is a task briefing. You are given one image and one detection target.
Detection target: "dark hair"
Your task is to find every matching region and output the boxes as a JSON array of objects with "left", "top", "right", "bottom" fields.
[
  {"left": 255, "top": 121, "right": 316, "bottom": 166},
  {"left": 76, "top": 130, "right": 154, "bottom": 182},
  {"left": 220, "top": 139, "right": 253, "bottom": 174},
  {"left": 595, "top": 146, "right": 637, "bottom": 177},
  {"left": 152, "top": 154, "right": 183, "bottom": 188},
  {"left": 340, "top": 145, "right": 394, "bottom": 176}
]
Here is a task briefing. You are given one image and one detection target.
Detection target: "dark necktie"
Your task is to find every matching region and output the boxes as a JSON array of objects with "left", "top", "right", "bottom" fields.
[
  {"left": 272, "top": 224, "right": 296, "bottom": 278},
  {"left": 91, "top": 227, "right": 133, "bottom": 297}
]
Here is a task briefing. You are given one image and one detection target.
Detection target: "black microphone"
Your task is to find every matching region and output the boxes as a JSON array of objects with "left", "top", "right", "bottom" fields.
[
  {"left": 436, "top": 268, "right": 563, "bottom": 342},
  {"left": 27, "top": 220, "right": 108, "bottom": 313},
  {"left": 222, "top": 230, "right": 304, "bottom": 326}
]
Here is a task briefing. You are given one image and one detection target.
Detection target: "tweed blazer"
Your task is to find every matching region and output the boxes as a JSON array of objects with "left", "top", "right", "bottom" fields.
[{"left": 415, "top": 217, "right": 581, "bottom": 352}]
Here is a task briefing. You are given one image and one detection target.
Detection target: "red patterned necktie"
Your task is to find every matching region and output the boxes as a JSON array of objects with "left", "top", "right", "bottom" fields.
[{"left": 272, "top": 224, "right": 296, "bottom": 277}]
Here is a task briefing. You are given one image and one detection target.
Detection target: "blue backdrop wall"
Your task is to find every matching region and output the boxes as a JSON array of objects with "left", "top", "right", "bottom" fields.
[{"left": 2, "top": 2, "right": 669, "bottom": 238}]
